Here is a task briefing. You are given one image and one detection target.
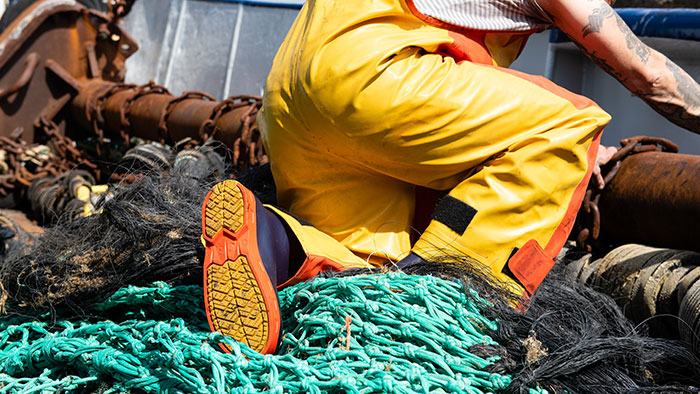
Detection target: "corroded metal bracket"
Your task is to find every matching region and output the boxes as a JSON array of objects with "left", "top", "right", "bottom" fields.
[{"left": 0, "top": 0, "right": 137, "bottom": 142}]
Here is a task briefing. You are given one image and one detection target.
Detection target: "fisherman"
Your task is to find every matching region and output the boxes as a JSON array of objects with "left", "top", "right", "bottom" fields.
[{"left": 200, "top": 0, "right": 700, "bottom": 354}]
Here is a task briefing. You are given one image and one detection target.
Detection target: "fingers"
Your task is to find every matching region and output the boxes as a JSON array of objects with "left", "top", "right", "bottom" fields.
[
  {"left": 593, "top": 145, "right": 619, "bottom": 189},
  {"left": 597, "top": 145, "right": 618, "bottom": 166}
]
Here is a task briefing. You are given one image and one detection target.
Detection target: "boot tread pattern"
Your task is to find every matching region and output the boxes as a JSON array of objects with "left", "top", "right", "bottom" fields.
[
  {"left": 204, "top": 180, "right": 244, "bottom": 239},
  {"left": 207, "top": 256, "right": 269, "bottom": 352},
  {"left": 203, "top": 180, "right": 269, "bottom": 353}
]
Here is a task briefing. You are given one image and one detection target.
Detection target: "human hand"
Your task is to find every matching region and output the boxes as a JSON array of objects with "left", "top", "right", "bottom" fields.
[{"left": 593, "top": 144, "right": 618, "bottom": 189}]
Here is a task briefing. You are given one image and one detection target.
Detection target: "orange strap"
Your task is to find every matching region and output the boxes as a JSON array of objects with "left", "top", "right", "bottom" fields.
[{"left": 507, "top": 239, "right": 555, "bottom": 296}]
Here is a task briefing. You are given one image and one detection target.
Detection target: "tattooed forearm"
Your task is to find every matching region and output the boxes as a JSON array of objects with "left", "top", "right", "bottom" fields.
[
  {"left": 639, "top": 98, "right": 700, "bottom": 133},
  {"left": 582, "top": 6, "right": 614, "bottom": 38},
  {"left": 553, "top": 0, "right": 699, "bottom": 132},
  {"left": 666, "top": 59, "right": 700, "bottom": 109},
  {"left": 572, "top": 40, "right": 626, "bottom": 82},
  {"left": 636, "top": 59, "right": 700, "bottom": 133},
  {"left": 581, "top": 5, "right": 650, "bottom": 64},
  {"left": 614, "top": 14, "right": 649, "bottom": 63}
]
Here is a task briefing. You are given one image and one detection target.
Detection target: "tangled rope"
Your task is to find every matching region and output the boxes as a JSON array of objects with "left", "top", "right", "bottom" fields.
[{"left": 0, "top": 275, "right": 538, "bottom": 393}]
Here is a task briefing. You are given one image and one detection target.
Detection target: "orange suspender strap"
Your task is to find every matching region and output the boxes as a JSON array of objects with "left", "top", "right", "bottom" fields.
[
  {"left": 403, "top": 0, "right": 493, "bottom": 64},
  {"left": 495, "top": 67, "right": 603, "bottom": 296},
  {"left": 403, "top": 0, "right": 535, "bottom": 66},
  {"left": 404, "top": 1, "right": 603, "bottom": 296}
]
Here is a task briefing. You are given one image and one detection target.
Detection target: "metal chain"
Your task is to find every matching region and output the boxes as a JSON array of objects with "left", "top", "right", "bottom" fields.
[
  {"left": 0, "top": 118, "right": 100, "bottom": 197},
  {"left": 157, "top": 91, "right": 216, "bottom": 146},
  {"left": 0, "top": 137, "right": 55, "bottom": 195},
  {"left": 119, "top": 81, "right": 170, "bottom": 147},
  {"left": 198, "top": 95, "right": 257, "bottom": 141},
  {"left": 198, "top": 95, "right": 264, "bottom": 168},
  {"left": 88, "top": 83, "right": 136, "bottom": 145},
  {"left": 87, "top": 85, "right": 266, "bottom": 170},
  {"left": 238, "top": 100, "right": 266, "bottom": 166},
  {"left": 575, "top": 136, "right": 679, "bottom": 252},
  {"left": 37, "top": 116, "right": 98, "bottom": 172}
]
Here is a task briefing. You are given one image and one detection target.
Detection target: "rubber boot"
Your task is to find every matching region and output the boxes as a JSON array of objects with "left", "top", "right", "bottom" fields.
[
  {"left": 393, "top": 252, "right": 426, "bottom": 270},
  {"left": 201, "top": 180, "right": 290, "bottom": 354}
]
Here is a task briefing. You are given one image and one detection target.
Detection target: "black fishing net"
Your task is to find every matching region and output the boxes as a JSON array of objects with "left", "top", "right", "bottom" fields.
[
  {"left": 390, "top": 259, "right": 700, "bottom": 393},
  {"left": 495, "top": 273, "right": 699, "bottom": 392},
  {"left": 0, "top": 143, "right": 698, "bottom": 392},
  {"left": 0, "top": 144, "right": 229, "bottom": 312}
]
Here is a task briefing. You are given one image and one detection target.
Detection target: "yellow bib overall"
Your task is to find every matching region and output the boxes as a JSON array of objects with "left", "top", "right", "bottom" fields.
[{"left": 258, "top": 0, "right": 611, "bottom": 297}]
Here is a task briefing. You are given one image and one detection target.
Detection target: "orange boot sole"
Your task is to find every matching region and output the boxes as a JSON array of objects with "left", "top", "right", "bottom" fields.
[{"left": 201, "top": 180, "right": 281, "bottom": 354}]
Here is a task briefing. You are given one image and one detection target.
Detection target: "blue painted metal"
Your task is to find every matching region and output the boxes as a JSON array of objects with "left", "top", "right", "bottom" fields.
[{"left": 550, "top": 8, "right": 700, "bottom": 43}]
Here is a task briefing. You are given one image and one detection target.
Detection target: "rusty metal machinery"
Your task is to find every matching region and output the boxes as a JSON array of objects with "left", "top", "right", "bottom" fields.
[
  {"left": 69, "top": 79, "right": 264, "bottom": 164},
  {"left": 0, "top": 0, "right": 264, "bottom": 204},
  {"left": 0, "top": 1, "right": 136, "bottom": 141},
  {"left": 573, "top": 136, "right": 699, "bottom": 254},
  {"left": 598, "top": 151, "right": 699, "bottom": 252}
]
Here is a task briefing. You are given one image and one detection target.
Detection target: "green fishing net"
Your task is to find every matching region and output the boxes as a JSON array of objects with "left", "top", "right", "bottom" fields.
[{"left": 0, "top": 272, "right": 541, "bottom": 393}]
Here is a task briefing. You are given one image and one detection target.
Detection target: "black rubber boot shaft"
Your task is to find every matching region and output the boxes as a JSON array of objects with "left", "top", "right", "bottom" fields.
[{"left": 254, "top": 198, "right": 290, "bottom": 285}]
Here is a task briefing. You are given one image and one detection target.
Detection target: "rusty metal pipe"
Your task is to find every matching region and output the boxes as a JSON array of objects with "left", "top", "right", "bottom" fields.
[
  {"left": 70, "top": 79, "right": 251, "bottom": 148},
  {"left": 598, "top": 151, "right": 700, "bottom": 252}
]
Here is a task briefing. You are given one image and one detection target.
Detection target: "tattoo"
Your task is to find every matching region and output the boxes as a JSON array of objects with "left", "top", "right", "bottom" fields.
[
  {"left": 582, "top": 6, "right": 614, "bottom": 38},
  {"left": 614, "top": 14, "right": 649, "bottom": 63},
  {"left": 574, "top": 3, "right": 699, "bottom": 132},
  {"left": 572, "top": 40, "right": 626, "bottom": 82},
  {"left": 581, "top": 5, "right": 649, "bottom": 63},
  {"left": 636, "top": 59, "right": 700, "bottom": 132},
  {"left": 667, "top": 59, "right": 700, "bottom": 109}
]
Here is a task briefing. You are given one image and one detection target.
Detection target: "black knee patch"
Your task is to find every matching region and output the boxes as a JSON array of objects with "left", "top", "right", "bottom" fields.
[
  {"left": 502, "top": 247, "right": 520, "bottom": 280},
  {"left": 431, "top": 195, "right": 477, "bottom": 235}
]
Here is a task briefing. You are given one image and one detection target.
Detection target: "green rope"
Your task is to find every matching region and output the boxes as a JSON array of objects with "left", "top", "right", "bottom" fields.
[{"left": 0, "top": 273, "right": 544, "bottom": 393}]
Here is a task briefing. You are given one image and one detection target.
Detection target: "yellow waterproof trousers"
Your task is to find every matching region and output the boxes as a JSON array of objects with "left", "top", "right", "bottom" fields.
[{"left": 258, "top": 0, "right": 611, "bottom": 297}]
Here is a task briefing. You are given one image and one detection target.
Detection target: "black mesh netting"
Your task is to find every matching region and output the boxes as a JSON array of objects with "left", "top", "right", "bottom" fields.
[
  {"left": 0, "top": 145, "right": 229, "bottom": 312},
  {"left": 329, "top": 258, "right": 700, "bottom": 393},
  {"left": 0, "top": 146, "right": 698, "bottom": 392},
  {"left": 488, "top": 269, "right": 700, "bottom": 393}
]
